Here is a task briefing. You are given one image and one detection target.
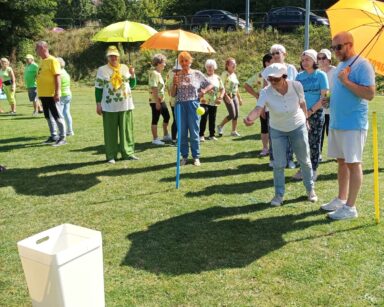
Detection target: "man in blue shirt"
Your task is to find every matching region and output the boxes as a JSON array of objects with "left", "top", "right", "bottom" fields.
[{"left": 321, "top": 32, "right": 376, "bottom": 220}]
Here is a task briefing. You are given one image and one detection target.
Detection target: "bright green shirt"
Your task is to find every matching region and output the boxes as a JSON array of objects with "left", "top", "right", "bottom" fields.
[
  {"left": 60, "top": 68, "right": 71, "bottom": 97},
  {"left": 0, "top": 67, "right": 13, "bottom": 82},
  {"left": 24, "top": 63, "right": 39, "bottom": 88},
  {"left": 221, "top": 71, "right": 239, "bottom": 95},
  {"left": 148, "top": 69, "right": 165, "bottom": 103}
]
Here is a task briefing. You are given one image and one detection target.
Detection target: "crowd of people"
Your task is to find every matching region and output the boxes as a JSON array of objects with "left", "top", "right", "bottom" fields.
[{"left": 0, "top": 30, "right": 376, "bottom": 220}]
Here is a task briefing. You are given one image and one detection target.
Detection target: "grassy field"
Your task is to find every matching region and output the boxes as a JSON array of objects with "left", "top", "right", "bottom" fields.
[{"left": 1, "top": 87, "right": 384, "bottom": 306}]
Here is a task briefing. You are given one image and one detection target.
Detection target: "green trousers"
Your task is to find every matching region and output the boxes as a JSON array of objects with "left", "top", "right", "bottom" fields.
[{"left": 102, "top": 110, "right": 135, "bottom": 160}]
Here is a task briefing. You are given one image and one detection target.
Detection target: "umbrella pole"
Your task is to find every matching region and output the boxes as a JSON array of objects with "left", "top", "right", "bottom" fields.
[{"left": 176, "top": 103, "right": 181, "bottom": 189}]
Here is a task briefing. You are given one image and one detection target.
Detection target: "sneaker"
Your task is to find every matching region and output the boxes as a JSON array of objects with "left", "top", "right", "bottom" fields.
[
  {"left": 52, "top": 138, "right": 67, "bottom": 147},
  {"left": 32, "top": 111, "right": 38, "bottom": 117},
  {"left": 66, "top": 131, "right": 75, "bottom": 136},
  {"left": 319, "top": 154, "right": 323, "bottom": 162},
  {"left": 292, "top": 170, "right": 303, "bottom": 180},
  {"left": 259, "top": 148, "right": 269, "bottom": 157},
  {"left": 231, "top": 131, "right": 241, "bottom": 137},
  {"left": 43, "top": 136, "right": 58, "bottom": 144},
  {"left": 269, "top": 161, "right": 274, "bottom": 168},
  {"left": 200, "top": 136, "right": 205, "bottom": 142},
  {"left": 287, "top": 160, "right": 296, "bottom": 169},
  {"left": 107, "top": 159, "right": 116, "bottom": 164},
  {"left": 312, "top": 170, "right": 318, "bottom": 181},
  {"left": 125, "top": 155, "right": 139, "bottom": 160},
  {"left": 307, "top": 190, "right": 318, "bottom": 202},
  {"left": 328, "top": 204, "right": 358, "bottom": 220},
  {"left": 217, "top": 125, "right": 223, "bottom": 136},
  {"left": 271, "top": 195, "right": 283, "bottom": 206},
  {"left": 152, "top": 138, "right": 165, "bottom": 145},
  {"left": 162, "top": 134, "right": 172, "bottom": 142},
  {"left": 193, "top": 158, "right": 201, "bottom": 166},
  {"left": 321, "top": 197, "right": 346, "bottom": 212},
  {"left": 180, "top": 158, "right": 188, "bottom": 166},
  {"left": 207, "top": 136, "right": 218, "bottom": 141}
]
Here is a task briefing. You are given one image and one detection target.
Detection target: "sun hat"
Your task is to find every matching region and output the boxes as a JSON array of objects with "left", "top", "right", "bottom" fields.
[
  {"left": 106, "top": 46, "right": 120, "bottom": 57},
  {"left": 261, "top": 63, "right": 287, "bottom": 80},
  {"left": 319, "top": 48, "right": 332, "bottom": 60},
  {"left": 302, "top": 49, "right": 318, "bottom": 63},
  {"left": 25, "top": 54, "right": 34, "bottom": 60}
]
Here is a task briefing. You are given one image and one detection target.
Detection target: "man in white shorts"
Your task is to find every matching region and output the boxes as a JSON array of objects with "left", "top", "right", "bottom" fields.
[{"left": 321, "top": 32, "right": 375, "bottom": 220}]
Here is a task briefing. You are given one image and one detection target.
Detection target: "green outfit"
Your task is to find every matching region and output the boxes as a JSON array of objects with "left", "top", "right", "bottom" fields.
[
  {"left": 0, "top": 67, "right": 16, "bottom": 105},
  {"left": 95, "top": 64, "right": 136, "bottom": 161},
  {"left": 148, "top": 69, "right": 165, "bottom": 102},
  {"left": 24, "top": 63, "right": 39, "bottom": 88},
  {"left": 60, "top": 69, "right": 71, "bottom": 96}
]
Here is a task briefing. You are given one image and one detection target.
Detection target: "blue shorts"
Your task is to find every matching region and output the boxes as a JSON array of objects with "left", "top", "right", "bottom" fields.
[{"left": 28, "top": 87, "right": 37, "bottom": 102}]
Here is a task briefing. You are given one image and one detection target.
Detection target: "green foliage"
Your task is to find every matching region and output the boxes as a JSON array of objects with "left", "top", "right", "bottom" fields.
[
  {"left": 55, "top": 0, "right": 97, "bottom": 27},
  {"left": 125, "top": 0, "right": 177, "bottom": 22},
  {"left": 97, "top": 0, "right": 126, "bottom": 25}
]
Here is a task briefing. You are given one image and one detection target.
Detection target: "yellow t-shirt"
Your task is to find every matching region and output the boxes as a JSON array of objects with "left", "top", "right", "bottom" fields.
[
  {"left": 148, "top": 69, "right": 165, "bottom": 103},
  {"left": 36, "top": 56, "right": 61, "bottom": 97}
]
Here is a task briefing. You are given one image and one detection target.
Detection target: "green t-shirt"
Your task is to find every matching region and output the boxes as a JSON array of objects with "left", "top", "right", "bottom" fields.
[
  {"left": 0, "top": 67, "right": 13, "bottom": 82},
  {"left": 60, "top": 68, "right": 71, "bottom": 97},
  {"left": 24, "top": 63, "right": 39, "bottom": 88},
  {"left": 148, "top": 69, "right": 165, "bottom": 103}
]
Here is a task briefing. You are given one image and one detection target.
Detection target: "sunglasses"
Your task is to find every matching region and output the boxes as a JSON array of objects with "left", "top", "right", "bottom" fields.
[
  {"left": 330, "top": 42, "right": 351, "bottom": 51},
  {"left": 271, "top": 51, "right": 281, "bottom": 56},
  {"left": 268, "top": 76, "right": 282, "bottom": 82},
  {"left": 317, "top": 56, "right": 327, "bottom": 60}
]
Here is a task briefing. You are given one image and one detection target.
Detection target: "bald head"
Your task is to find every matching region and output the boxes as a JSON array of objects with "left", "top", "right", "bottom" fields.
[
  {"left": 332, "top": 31, "right": 355, "bottom": 61},
  {"left": 333, "top": 32, "right": 354, "bottom": 45}
]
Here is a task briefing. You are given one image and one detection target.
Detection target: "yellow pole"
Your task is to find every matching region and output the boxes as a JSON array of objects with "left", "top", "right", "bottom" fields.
[{"left": 372, "top": 112, "right": 380, "bottom": 224}]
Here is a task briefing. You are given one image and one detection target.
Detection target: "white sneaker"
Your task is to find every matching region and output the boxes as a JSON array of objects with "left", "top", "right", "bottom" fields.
[
  {"left": 217, "top": 125, "right": 223, "bottom": 136},
  {"left": 162, "top": 134, "right": 172, "bottom": 142},
  {"left": 321, "top": 197, "right": 346, "bottom": 212},
  {"left": 307, "top": 190, "right": 318, "bottom": 202},
  {"left": 107, "top": 159, "right": 115, "bottom": 164},
  {"left": 287, "top": 160, "right": 296, "bottom": 169},
  {"left": 231, "top": 131, "right": 241, "bottom": 137},
  {"left": 200, "top": 136, "right": 205, "bottom": 142},
  {"left": 292, "top": 170, "right": 302, "bottom": 180},
  {"left": 32, "top": 111, "right": 38, "bottom": 117},
  {"left": 193, "top": 158, "right": 201, "bottom": 166},
  {"left": 152, "top": 138, "right": 165, "bottom": 145},
  {"left": 269, "top": 161, "right": 274, "bottom": 168},
  {"left": 328, "top": 204, "right": 358, "bottom": 220},
  {"left": 312, "top": 170, "right": 318, "bottom": 181},
  {"left": 271, "top": 195, "right": 283, "bottom": 206}
]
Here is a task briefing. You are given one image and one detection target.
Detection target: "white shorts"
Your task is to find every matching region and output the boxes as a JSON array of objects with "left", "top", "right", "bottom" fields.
[{"left": 328, "top": 129, "right": 367, "bottom": 163}]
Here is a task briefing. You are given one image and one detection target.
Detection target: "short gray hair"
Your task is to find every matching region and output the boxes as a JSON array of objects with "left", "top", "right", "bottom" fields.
[
  {"left": 56, "top": 57, "right": 65, "bottom": 68},
  {"left": 152, "top": 54, "right": 166, "bottom": 66},
  {"left": 205, "top": 59, "right": 217, "bottom": 70},
  {"left": 36, "top": 40, "right": 49, "bottom": 49}
]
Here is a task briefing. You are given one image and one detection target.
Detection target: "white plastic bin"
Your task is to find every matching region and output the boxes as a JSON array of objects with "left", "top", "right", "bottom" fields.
[{"left": 17, "top": 224, "right": 105, "bottom": 307}]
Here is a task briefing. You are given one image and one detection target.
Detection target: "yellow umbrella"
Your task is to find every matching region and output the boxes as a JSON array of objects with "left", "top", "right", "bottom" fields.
[
  {"left": 140, "top": 29, "right": 215, "bottom": 53},
  {"left": 326, "top": 0, "right": 384, "bottom": 75},
  {"left": 92, "top": 21, "right": 157, "bottom": 42}
]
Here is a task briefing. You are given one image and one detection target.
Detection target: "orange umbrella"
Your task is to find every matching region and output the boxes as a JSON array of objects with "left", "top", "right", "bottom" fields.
[
  {"left": 140, "top": 29, "right": 215, "bottom": 53},
  {"left": 326, "top": 0, "right": 384, "bottom": 75}
]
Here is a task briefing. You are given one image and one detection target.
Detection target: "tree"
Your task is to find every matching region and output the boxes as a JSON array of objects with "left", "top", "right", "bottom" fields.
[
  {"left": 55, "top": 0, "right": 97, "bottom": 27},
  {"left": 97, "top": 0, "right": 126, "bottom": 25}
]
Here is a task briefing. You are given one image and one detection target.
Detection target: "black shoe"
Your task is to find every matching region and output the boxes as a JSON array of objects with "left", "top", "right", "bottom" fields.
[
  {"left": 43, "top": 136, "right": 58, "bottom": 144},
  {"left": 52, "top": 138, "right": 67, "bottom": 147}
]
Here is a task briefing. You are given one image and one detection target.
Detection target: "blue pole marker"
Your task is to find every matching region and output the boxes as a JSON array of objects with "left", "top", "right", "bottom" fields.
[{"left": 176, "top": 103, "right": 181, "bottom": 189}]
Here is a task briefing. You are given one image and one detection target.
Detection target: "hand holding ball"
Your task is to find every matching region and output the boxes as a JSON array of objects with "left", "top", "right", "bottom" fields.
[{"left": 196, "top": 106, "right": 205, "bottom": 116}]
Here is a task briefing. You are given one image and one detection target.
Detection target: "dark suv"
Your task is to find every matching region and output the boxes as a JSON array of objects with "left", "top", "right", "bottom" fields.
[
  {"left": 190, "top": 10, "right": 246, "bottom": 32},
  {"left": 263, "top": 6, "right": 329, "bottom": 30}
]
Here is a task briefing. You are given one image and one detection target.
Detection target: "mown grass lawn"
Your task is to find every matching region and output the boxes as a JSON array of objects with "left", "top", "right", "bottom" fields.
[{"left": 1, "top": 87, "right": 384, "bottom": 306}]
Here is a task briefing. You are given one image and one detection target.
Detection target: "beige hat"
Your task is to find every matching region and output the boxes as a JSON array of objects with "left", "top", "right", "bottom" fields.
[
  {"left": 302, "top": 49, "right": 318, "bottom": 63},
  {"left": 25, "top": 54, "right": 34, "bottom": 60},
  {"left": 262, "top": 63, "right": 287, "bottom": 79},
  {"left": 106, "top": 46, "right": 120, "bottom": 57},
  {"left": 319, "top": 48, "right": 332, "bottom": 60}
]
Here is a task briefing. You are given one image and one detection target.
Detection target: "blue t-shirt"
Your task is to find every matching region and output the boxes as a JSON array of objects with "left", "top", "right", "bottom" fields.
[
  {"left": 296, "top": 69, "right": 329, "bottom": 110},
  {"left": 330, "top": 56, "right": 375, "bottom": 130}
]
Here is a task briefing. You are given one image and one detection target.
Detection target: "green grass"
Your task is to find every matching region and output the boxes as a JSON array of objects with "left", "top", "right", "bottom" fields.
[{"left": 1, "top": 88, "right": 384, "bottom": 306}]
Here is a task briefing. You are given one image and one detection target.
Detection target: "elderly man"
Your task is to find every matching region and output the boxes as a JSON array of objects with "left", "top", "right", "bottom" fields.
[
  {"left": 36, "top": 41, "right": 66, "bottom": 146},
  {"left": 24, "top": 54, "right": 43, "bottom": 116},
  {"left": 321, "top": 32, "right": 376, "bottom": 220}
]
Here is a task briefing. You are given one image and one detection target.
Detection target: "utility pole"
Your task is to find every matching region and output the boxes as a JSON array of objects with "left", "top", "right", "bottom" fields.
[
  {"left": 304, "top": 0, "right": 310, "bottom": 49},
  {"left": 245, "top": 0, "right": 250, "bottom": 34}
]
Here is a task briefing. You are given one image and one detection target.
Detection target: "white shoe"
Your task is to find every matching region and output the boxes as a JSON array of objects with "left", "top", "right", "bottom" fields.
[
  {"left": 217, "top": 125, "right": 223, "bottom": 136},
  {"left": 107, "top": 159, "right": 115, "bottom": 164},
  {"left": 312, "top": 170, "right": 318, "bottom": 181},
  {"left": 200, "top": 136, "right": 205, "bottom": 142},
  {"left": 193, "top": 158, "right": 201, "bottom": 166},
  {"left": 207, "top": 136, "right": 218, "bottom": 141},
  {"left": 321, "top": 197, "right": 346, "bottom": 212},
  {"left": 152, "top": 138, "right": 165, "bottom": 145},
  {"left": 307, "top": 190, "right": 318, "bottom": 202},
  {"left": 271, "top": 195, "right": 283, "bottom": 206},
  {"left": 287, "top": 160, "right": 296, "bottom": 169},
  {"left": 328, "top": 204, "right": 358, "bottom": 220},
  {"left": 231, "top": 131, "right": 241, "bottom": 137},
  {"left": 32, "top": 111, "right": 38, "bottom": 117},
  {"left": 162, "top": 134, "right": 172, "bottom": 142},
  {"left": 292, "top": 170, "right": 302, "bottom": 180}
]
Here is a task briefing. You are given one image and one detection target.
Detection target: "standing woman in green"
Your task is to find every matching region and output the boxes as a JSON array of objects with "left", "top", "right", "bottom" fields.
[
  {"left": 0, "top": 58, "right": 17, "bottom": 114},
  {"left": 24, "top": 54, "right": 42, "bottom": 116},
  {"left": 95, "top": 46, "right": 137, "bottom": 164}
]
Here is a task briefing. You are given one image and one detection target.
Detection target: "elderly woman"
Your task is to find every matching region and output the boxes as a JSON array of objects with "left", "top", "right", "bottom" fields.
[
  {"left": 148, "top": 54, "right": 171, "bottom": 145},
  {"left": 0, "top": 58, "right": 17, "bottom": 114},
  {"left": 57, "top": 57, "right": 74, "bottom": 136},
  {"left": 171, "top": 51, "right": 213, "bottom": 166},
  {"left": 95, "top": 45, "right": 137, "bottom": 164},
  {"left": 199, "top": 59, "right": 224, "bottom": 141},
  {"left": 244, "top": 63, "right": 317, "bottom": 206},
  {"left": 294, "top": 49, "right": 329, "bottom": 181},
  {"left": 318, "top": 48, "right": 336, "bottom": 160},
  {"left": 217, "top": 58, "right": 243, "bottom": 137}
]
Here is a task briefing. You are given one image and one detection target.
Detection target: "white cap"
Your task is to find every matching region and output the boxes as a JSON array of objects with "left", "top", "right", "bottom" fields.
[
  {"left": 270, "top": 44, "right": 286, "bottom": 54},
  {"left": 262, "top": 63, "right": 287, "bottom": 79},
  {"left": 319, "top": 48, "right": 332, "bottom": 60},
  {"left": 302, "top": 49, "right": 318, "bottom": 63}
]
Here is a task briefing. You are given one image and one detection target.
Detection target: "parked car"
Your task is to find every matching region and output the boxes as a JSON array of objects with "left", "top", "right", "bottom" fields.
[
  {"left": 190, "top": 10, "right": 247, "bottom": 32},
  {"left": 263, "top": 6, "right": 329, "bottom": 30}
]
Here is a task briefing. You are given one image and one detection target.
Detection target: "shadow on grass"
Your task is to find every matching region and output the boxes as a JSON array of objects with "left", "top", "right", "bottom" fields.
[
  {"left": 122, "top": 203, "right": 329, "bottom": 275},
  {"left": 0, "top": 136, "right": 43, "bottom": 152},
  {"left": 231, "top": 133, "right": 260, "bottom": 141}
]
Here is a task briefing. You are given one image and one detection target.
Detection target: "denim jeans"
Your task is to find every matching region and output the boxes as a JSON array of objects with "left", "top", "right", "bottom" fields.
[
  {"left": 59, "top": 95, "right": 73, "bottom": 134},
  {"left": 270, "top": 124, "right": 313, "bottom": 197},
  {"left": 178, "top": 100, "right": 200, "bottom": 158}
]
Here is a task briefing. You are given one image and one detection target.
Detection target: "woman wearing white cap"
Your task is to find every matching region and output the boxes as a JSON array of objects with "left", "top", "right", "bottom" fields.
[
  {"left": 244, "top": 63, "right": 317, "bottom": 206},
  {"left": 95, "top": 45, "right": 137, "bottom": 163},
  {"left": 294, "top": 49, "right": 329, "bottom": 181},
  {"left": 317, "top": 48, "right": 336, "bottom": 159}
]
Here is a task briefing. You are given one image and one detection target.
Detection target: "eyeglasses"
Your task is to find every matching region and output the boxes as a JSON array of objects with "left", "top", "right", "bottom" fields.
[
  {"left": 317, "top": 56, "right": 327, "bottom": 60},
  {"left": 330, "top": 42, "right": 351, "bottom": 51},
  {"left": 271, "top": 51, "right": 281, "bottom": 56},
  {"left": 268, "top": 76, "right": 282, "bottom": 82}
]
